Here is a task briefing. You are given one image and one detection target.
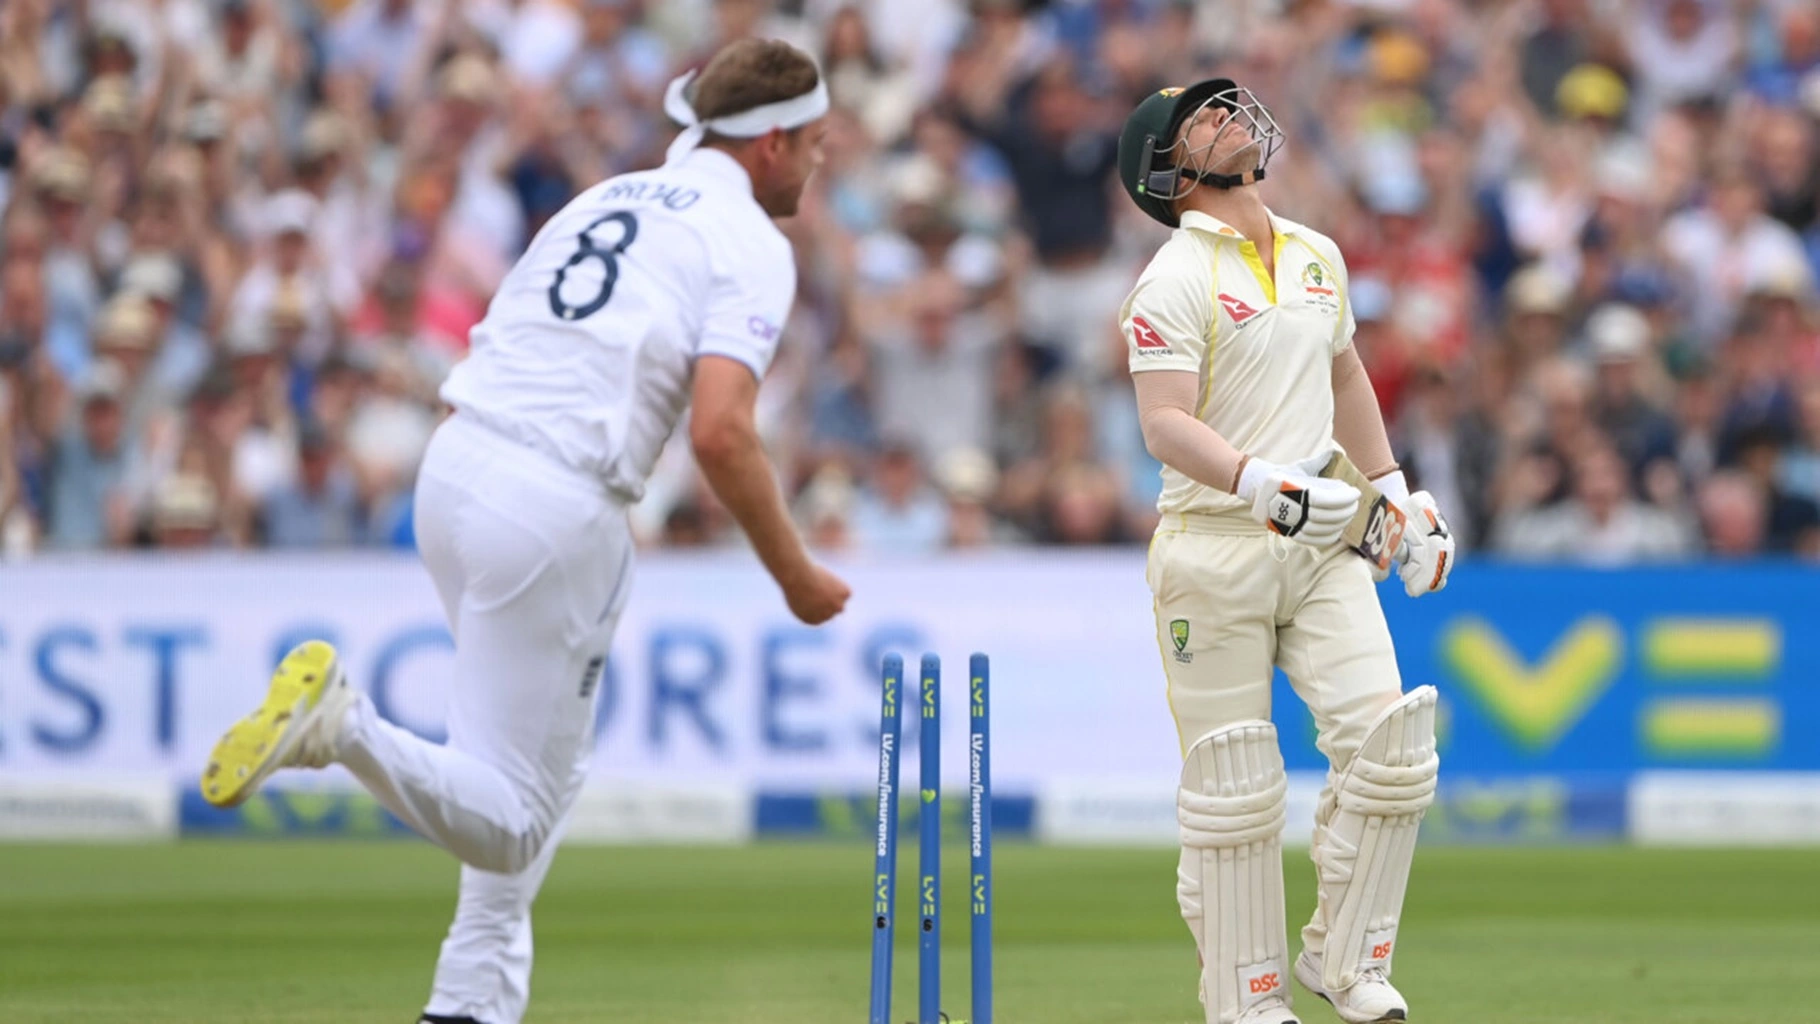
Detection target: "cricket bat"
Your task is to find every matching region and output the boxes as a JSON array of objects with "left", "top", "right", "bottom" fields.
[{"left": 1322, "top": 452, "right": 1408, "bottom": 573}]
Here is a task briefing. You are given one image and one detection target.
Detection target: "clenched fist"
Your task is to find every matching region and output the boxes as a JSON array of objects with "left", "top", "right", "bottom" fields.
[{"left": 782, "top": 563, "right": 851, "bottom": 625}]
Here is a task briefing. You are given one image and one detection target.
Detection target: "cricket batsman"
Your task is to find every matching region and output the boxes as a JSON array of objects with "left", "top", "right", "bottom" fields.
[
  {"left": 198, "top": 39, "right": 849, "bottom": 1024},
  {"left": 1117, "top": 79, "right": 1457, "bottom": 1024}
]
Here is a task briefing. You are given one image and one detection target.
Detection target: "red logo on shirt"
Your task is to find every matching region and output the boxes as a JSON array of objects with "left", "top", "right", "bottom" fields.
[
  {"left": 1129, "top": 315, "right": 1170, "bottom": 350},
  {"left": 1218, "top": 293, "right": 1260, "bottom": 324}
]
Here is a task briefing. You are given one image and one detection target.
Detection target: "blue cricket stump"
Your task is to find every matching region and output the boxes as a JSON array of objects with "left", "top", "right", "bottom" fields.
[
  {"left": 969, "top": 652, "right": 993, "bottom": 1024},
  {"left": 867, "top": 652, "right": 992, "bottom": 1024},
  {"left": 919, "top": 654, "right": 942, "bottom": 1024},
  {"left": 868, "top": 655, "right": 905, "bottom": 1024}
]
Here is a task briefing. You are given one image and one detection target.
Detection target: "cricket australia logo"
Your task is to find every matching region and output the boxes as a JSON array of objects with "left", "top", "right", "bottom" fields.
[
  {"left": 1300, "top": 260, "right": 1340, "bottom": 315},
  {"left": 1170, "top": 619, "right": 1192, "bottom": 663}
]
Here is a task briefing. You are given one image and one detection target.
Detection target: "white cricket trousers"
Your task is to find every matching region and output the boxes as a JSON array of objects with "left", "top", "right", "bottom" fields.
[
  {"left": 1146, "top": 514, "right": 1403, "bottom": 765},
  {"left": 337, "top": 413, "right": 632, "bottom": 1024},
  {"left": 1146, "top": 513, "right": 1404, "bottom": 961}
]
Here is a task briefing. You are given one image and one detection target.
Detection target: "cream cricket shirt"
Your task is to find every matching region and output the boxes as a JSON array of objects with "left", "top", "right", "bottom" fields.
[{"left": 1119, "top": 208, "right": 1354, "bottom": 523}]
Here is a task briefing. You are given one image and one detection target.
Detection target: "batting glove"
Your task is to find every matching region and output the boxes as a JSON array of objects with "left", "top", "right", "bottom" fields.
[
  {"left": 1236, "top": 452, "right": 1361, "bottom": 547},
  {"left": 1396, "top": 491, "right": 1455, "bottom": 596}
]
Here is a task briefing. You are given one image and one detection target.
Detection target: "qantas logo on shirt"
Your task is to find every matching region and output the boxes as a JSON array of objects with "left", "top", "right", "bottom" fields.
[
  {"left": 1218, "top": 293, "right": 1261, "bottom": 325},
  {"left": 1129, "top": 315, "right": 1171, "bottom": 353}
]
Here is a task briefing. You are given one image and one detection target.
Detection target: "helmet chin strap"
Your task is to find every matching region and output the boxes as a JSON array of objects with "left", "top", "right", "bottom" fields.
[{"left": 1182, "top": 166, "right": 1266, "bottom": 190}]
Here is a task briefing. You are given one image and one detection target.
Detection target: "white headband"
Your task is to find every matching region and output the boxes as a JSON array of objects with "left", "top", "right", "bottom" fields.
[{"left": 662, "top": 68, "right": 829, "bottom": 164}]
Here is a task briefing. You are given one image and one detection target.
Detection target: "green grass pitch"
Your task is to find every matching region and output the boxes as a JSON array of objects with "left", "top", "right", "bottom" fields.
[{"left": 0, "top": 841, "right": 1815, "bottom": 1022}]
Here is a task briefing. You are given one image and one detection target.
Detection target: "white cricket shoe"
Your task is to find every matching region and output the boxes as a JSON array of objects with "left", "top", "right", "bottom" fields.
[
  {"left": 200, "top": 640, "right": 353, "bottom": 807},
  {"left": 1237, "top": 994, "right": 1300, "bottom": 1024},
  {"left": 1294, "top": 951, "right": 1408, "bottom": 1023}
]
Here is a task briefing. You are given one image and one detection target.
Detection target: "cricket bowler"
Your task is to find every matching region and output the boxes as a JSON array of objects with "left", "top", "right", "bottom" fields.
[
  {"left": 1117, "top": 79, "right": 1458, "bottom": 1024},
  {"left": 198, "top": 39, "right": 850, "bottom": 1024}
]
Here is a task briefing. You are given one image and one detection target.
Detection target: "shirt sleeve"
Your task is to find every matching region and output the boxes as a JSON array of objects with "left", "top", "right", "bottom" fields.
[
  {"left": 697, "top": 241, "right": 795, "bottom": 379},
  {"left": 1334, "top": 266, "right": 1357, "bottom": 356},
  {"left": 1319, "top": 238, "right": 1356, "bottom": 355},
  {"left": 1121, "top": 254, "right": 1211, "bottom": 375}
]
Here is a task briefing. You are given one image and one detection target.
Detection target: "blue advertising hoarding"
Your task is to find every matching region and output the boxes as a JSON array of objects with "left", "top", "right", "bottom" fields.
[{"left": 2, "top": 555, "right": 1816, "bottom": 843}]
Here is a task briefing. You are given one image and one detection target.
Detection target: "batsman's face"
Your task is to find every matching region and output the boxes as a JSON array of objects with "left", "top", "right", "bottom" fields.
[{"left": 1178, "top": 103, "right": 1264, "bottom": 176}]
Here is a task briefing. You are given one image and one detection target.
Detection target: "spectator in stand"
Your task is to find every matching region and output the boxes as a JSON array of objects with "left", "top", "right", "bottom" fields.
[
  {"left": 1501, "top": 264, "right": 1577, "bottom": 384},
  {"left": 797, "top": 463, "right": 858, "bottom": 554},
  {"left": 1752, "top": 106, "right": 1818, "bottom": 235},
  {"left": 293, "top": 110, "right": 388, "bottom": 287},
  {"left": 222, "top": 315, "right": 297, "bottom": 509},
  {"left": 1663, "top": 169, "right": 1812, "bottom": 345},
  {"left": 1000, "top": 384, "right": 1125, "bottom": 544},
  {"left": 822, "top": 5, "right": 919, "bottom": 147},
  {"left": 147, "top": 472, "right": 224, "bottom": 550},
  {"left": 935, "top": 446, "right": 1006, "bottom": 549},
  {"left": 1698, "top": 471, "right": 1768, "bottom": 556},
  {"left": 1497, "top": 439, "right": 1694, "bottom": 563},
  {"left": 952, "top": 54, "right": 1125, "bottom": 377},
  {"left": 1621, "top": 0, "right": 1739, "bottom": 124},
  {"left": 325, "top": 0, "right": 439, "bottom": 110},
  {"left": 0, "top": 250, "right": 62, "bottom": 515},
  {"left": 1743, "top": 6, "right": 1820, "bottom": 107},
  {"left": 1781, "top": 377, "right": 1820, "bottom": 504},
  {"left": 263, "top": 421, "right": 362, "bottom": 548},
  {"left": 850, "top": 441, "right": 948, "bottom": 554},
  {"left": 1585, "top": 303, "right": 1677, "bottom": 479},
  {"left": 1396, "top": 363, "right": 1481, "bottom": 551},
  {"left": 1731, "top": 425, "right": 1820, "bottom": 554},
  {"left": 865, "top": 268, "right": 998, "bottom": 468},
  {"left": 31, "top": 149, "right": 106, "bottom": 382},
  {"left": 1520, "top": 0, "right": 1599, "bottom": 117},
  {"left": 47, "top": 360, "right": 136, "bottom": 550},
  {"left": 122, "top": 250, "right": 213, "bottom": 409}
]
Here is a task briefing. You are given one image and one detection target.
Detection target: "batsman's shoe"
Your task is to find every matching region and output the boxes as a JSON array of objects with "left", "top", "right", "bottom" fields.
[
  {"left": 1294, "top": 951, "right": 1407, "bottom": 1023},
  {"left": 1237, "top": 994, "right": 1301, "bottom": 1024},
  {"left": 201, "top": 640, "right": 353, "bottom": 808}
]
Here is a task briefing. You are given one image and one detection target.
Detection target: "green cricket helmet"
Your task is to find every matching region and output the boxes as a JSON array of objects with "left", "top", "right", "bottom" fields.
[{"left": 1117, "top": 77, "right": 1285, "bottom": 227}]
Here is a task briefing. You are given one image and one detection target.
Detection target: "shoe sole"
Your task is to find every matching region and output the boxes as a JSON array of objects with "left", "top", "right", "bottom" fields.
[
  {"left": 200, "top": 641, "right": 342, "bottom": 808},
  {"left": 1294, "top": 955, "right": 1406, "bottom": 1023}
]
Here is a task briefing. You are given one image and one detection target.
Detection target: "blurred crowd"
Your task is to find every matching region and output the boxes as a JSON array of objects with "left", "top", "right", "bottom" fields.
[{"left": 3, "top": 0, "right": 1820, "bottom": 563}]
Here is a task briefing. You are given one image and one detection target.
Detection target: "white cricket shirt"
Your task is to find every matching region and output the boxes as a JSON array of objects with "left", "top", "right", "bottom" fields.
[
  {"left": 1120, "top": 208, "right": 1354, "bottom": 522},
  {"left": 440, "top": 148, "right": 794, "bottom": 502}
]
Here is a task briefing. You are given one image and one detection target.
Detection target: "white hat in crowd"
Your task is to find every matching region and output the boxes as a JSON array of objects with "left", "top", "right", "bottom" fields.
[{"left": 1586, "top": 304, "right": 1652, "bottom": 363}]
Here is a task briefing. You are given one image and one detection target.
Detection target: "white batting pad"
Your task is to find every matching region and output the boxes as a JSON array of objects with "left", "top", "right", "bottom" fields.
[
  {"left": 1311, "top": 686, "right": 1438, "bottom": 994},
  {"left": 1178, "top": 721, "right": 1291, "bottom": 1023}
]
